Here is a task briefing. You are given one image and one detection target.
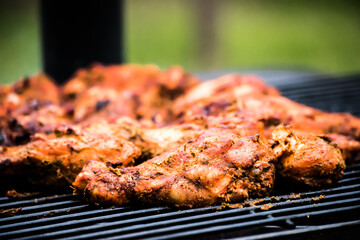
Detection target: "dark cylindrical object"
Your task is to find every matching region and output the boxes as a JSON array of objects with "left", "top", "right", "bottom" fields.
[{"left": 40, "top": 0, "right": 123, "bottom": 84}]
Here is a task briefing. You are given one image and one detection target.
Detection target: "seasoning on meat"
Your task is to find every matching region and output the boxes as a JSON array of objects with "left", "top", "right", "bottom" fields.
[{"left": 0, "top": 64, "right": 358, "bottom": 207}]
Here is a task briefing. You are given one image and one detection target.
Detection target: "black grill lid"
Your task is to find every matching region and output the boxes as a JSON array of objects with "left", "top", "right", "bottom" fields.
[{"left": 1, "top": 73, "right": 360, "bottom": 240}]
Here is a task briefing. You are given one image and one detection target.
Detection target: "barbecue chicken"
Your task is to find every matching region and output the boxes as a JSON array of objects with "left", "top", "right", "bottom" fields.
[
  {"left": 0, "top": 64, "right": 359, "bottom": 208},
  {"left": 73, "top": 129, "right": 277, "bottom": 207},
  {"left": 0, "top": 124, "right": 141, "bottom": 192},
  {"left": 73, "top": 125, "right": 345, "bottom": 207},
  {"left": 272, "top": 125, "right": 345, "bottom": 187}
]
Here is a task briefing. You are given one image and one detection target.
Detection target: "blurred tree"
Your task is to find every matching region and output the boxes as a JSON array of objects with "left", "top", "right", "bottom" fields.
[{"left": 194, "top": 0, "right": 218, "bottom": 69}]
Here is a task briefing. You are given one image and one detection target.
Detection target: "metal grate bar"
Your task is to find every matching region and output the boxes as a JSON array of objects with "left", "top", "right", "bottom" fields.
[
  {"left": 0, "top": 194, "right": 74, "bottom": 208},
  {"left": 0, "top": 206, "right": 143, "bottom": 232},
  {"left": 280, "top": 86, "right": 360, "bottom": 103},
  {"left": 1, "top": 167, "right": 359, "bottom": 239},
  {"left": 2, "top": 182, "right": 359, "bottom": 237},
  {"left": 0, "top": 205, "right": 90, "bottom": 230},
  {"left": 275, "top": 74, "right": 360, "bottom": 90},
  {"left": 9, "top": 189, "right": 359, "bottom": 240},
  {"left": 64, "top": 196, "right": 360, "bottom": 240},
  {"left": 276, "top": 75, "right": 360, "bottom": 116},
  {"left": 337, "top": 177, "right": 360, "bottom": 185},
  {"left": 6, "top": 200, "right": 85, "bottom": 216},
  {"left": 0, "top": 207, "right": 167, "bottom": 239},
  {"left": 343, "top": 169, "right": 360, "bottom": 177},
  {"left": 279, "top": 78, "right": 360, "bottom": 94},
  {"left": 226, "top": 220, "right": 360, "bottom": 240},
  {"left": 116, "top": 204, "right": 360, "bottom": 240}
]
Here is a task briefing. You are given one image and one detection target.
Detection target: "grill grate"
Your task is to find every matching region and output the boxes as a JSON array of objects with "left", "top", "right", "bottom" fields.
[
  {"left": 276, "top": 73, "right": 360, "bottom": 116},
  {"left": 1, "top": 73, "right": 360, "bottom": 240}
]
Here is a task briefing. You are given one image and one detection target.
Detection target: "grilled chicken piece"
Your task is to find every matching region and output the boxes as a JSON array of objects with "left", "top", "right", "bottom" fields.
[
  {"left": 73, "top": 125, "right": 348, "bottom": 207},
  {"left": 85, "top": 115, "right": 263, "bottom": 162},
  {"left": 73, "top": 130, "right": 277, "bottom": 207},
  {"left": 0, "top": 116, "right": 227, "bottom": 192},
  {"left": 62, "top": 64, "right": 160, "bottom": 99},
  {"left": 80, "top": 118, "right": 202, "bottom": 161},
  {"left": 0, "top": 101, "right": 72, "bottom": 146},
  {"left": 73, "top": 86, "right": 137, "bottom": 123},
  {"left": 0, "top": 75, "right": 67, "bottom": 146},
  {"left": 0, "top": 64, "right": 358, "bottom": 205},
  {"left": 323, "top": 134, "right": 360, "bottom": 163},
  {"left": 64, "top": 64, "right": 199, "bottom": 123},
  {"left": 249, "top": 95, "right": 360, "bottom": 139},
  {"left": 0, "top": 125, "right": 141, "bottom": 191},
  {"left": 176, "top": 80, "right": 360, "bottom": 139},
  {"left": 272, "top": 125, "right": 345, "bottom": 187},
  {"left": 0, "top": 74, "right": 60, "bottom": 113},
  {"left": 173, "top": 74, "right": 279, "bottom": 117},
  {"left": 178, "top": 93, "right": 360, "bottom": 155},
  {"left": 285, "top": 129, "right": 360, "bottom": 164}
]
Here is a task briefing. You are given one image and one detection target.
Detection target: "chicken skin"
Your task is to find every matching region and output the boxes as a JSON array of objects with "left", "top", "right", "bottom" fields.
[
  {"left": 73, "top": 125, "right": 347, "bottom": 207},
  {"left": 0, "top": 74, "right": 60, "bottom": 114},
  {"left": 73, "top": 130, "right": 277, "bottom": 207},
  {"left": 173, "top": 74, "right": 279, "bottom": 116},
  {"left": 81, "top": 116, "right": 263, "bottom": 162},
  {"left": 73, "top": 87, "right": 138, "bottom": 124},
  {"left": 272, "top": 125, "right": 345, "bottom": 187},
  {"left": 0, "top": 116, "right": 260, "bottom": 192},
  {"left": 0, "top": 74, "right": 66, "bottom": 146},
  {"left": 82, "top": 118, "right": 203, "bottom": 161},
  {"left": 323, "top": 133, "right": 360, "bottom": 163},
  {"left": 0, "top": 101, "right": 72, "bottom": 146},
  {"left": 63, "top": 64, "right": 199, "bottom": 124},
  {"left": 176, "top": 92, "right": 360, "bottom": 160},
  {"left": 0, "top": 64, "right": 359, "bottom": 208},
  {"left": 179, "top": 93, "right": 360, "bottom": 140},
  {"left": 0, "top": 125, "right": 141, "bottom": 191}
]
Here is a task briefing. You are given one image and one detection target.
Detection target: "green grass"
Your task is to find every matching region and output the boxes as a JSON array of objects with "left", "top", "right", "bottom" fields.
[{"left": 1, "top": 0, "right": 360, "bottom": 84}]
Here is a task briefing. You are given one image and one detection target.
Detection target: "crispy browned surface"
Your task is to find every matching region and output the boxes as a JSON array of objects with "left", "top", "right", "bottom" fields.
[
  {"left": 73, "top": 130, "right": 277, "bottom": 207},
  {"left": 63, "top": 64, "right": 199, "bottom": 124},
  {"left": 0, "top": 74, "right": 60, "bottom": 112},
  {"left": 0, "top": 65, "right": 199, "bottom": 147},
  {"left": 0, "top": 125, "right": 141, "bottom": 190},
  {"left": 179, "top": 93, "right": 360, "bottom": 141},
  {"left": 177, "top": 90, "right": 360, "bottom": 164},
  {"left": 323, "top": 133, "right": 360, "bottom": 163},
  {"left": 0, "top": 64, "right": 359, "bottom": 206},
  {"left": 0, "top": 114, "right": 261, "bottom": 191},
  {"left": 289, "top": 130, "right": 360, "bottom": 163},
  {"left": 0, "top": 102, "right": 72, "bottom": 146},
  {"left": 80, "top": 116, "right": 262, "bottom": 164},
  {"left": 73, "top": 125, "right": 347, "bottom": 207},
  {"left": 173, "top": 74, "right": 279, "bottom": 116},
  {"left": 272, "top": 125, "right": 345, "bottom": 187},
  {"left": 0, "top": 75, "right": 67, "bottom": 146}
]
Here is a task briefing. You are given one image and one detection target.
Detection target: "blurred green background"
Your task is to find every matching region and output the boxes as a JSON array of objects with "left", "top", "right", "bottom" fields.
[{"left": 0, "top": 0, "right": 360, "bottom": 84}]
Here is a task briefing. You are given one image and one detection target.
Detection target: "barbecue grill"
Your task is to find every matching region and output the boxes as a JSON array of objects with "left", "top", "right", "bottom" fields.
[
  {"left": 1, "top": 73, "right": 360, "bottom": 240},
  {"left": 2, "top": 1, "right": 359, "bottom": 239}
]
